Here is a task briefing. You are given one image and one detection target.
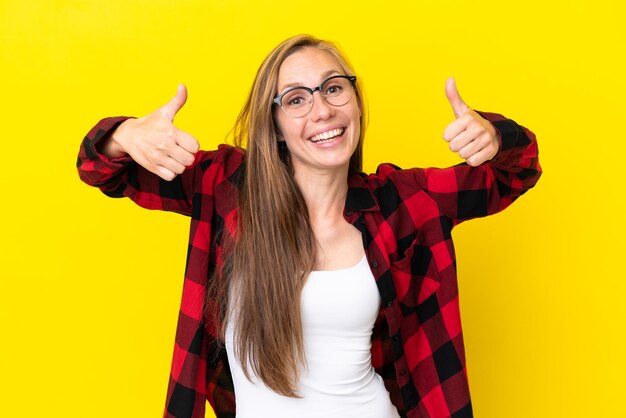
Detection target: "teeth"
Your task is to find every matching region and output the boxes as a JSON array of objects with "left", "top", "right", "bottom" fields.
[{"left": 309, "top": 128, "right": 344, "bottom": 143}]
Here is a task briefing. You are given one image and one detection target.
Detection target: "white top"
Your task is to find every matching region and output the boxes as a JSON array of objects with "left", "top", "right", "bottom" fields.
[{"left": 225, "top": 256, "right": 400, "bottom": 418}]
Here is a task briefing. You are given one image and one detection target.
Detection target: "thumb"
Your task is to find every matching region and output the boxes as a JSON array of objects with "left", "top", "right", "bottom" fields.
[
  {"left": 157, "top": 84, "right": 188, "bottom": 121},
  {"left": 445, "top": 77, "right": 469, "bottom": 118}
]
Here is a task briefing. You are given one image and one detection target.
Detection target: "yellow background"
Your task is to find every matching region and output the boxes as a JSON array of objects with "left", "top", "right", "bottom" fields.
[{"left": 1, "top": 0, "right": 624, "bottom": 416}]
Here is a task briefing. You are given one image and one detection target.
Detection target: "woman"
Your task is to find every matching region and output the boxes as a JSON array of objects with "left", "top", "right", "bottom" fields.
[{"left": 77, "top": 35, "right": 541, "bottom": 418}]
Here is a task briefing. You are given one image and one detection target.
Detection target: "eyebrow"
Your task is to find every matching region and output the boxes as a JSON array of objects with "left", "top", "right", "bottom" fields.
[{"left": 278, "top": 69, "right": 342, "bottom": 93}]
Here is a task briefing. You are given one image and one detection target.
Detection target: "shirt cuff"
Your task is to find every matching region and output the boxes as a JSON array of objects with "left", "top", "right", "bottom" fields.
[
  {"left": 84, "top": 116, "right": 134, "bottom": 165},
  {"left": 475, "top": 111, "right": 522, "bottom": 163}
]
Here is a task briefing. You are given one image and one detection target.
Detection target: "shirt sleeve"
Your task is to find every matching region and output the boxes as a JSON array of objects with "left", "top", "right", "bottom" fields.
[
  {"left": 77, "top": 116, "right": 204, "bottom": 216},
  {"left": 78, "top": 117, "right": 243, "bottom": 417},
  {"left": 408, "top": 111, "right": 542, "bottom": 225}
]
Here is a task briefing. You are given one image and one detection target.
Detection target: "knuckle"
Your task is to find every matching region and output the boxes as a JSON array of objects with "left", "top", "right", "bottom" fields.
[
  {"left": 165, "top": 129, "right": 177, "bottom": 143},
  {"left": 468, "top": 124, "right": 483, "bottom": 137},
  {"left": 148, "top": 149, "right": 162, "bottom": 162},
  {"left": 146, "top": 163, "right": 158, "bottom": 173},
  {"left": 154, "top": 139, "right": 167, "bottom": 152}
]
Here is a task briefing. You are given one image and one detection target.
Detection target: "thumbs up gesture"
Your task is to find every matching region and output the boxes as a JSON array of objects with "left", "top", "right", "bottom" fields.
[
  {"left": 442, "top": 78, "right": 499, "bottom": 167},
  {"left": 106, "top": 84, "right": 200, "bottom": 181}
]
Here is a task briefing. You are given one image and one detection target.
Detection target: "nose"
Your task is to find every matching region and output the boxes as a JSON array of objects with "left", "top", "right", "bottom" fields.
[{"left": 308, "top": 90, "right": 334, "bottom": 121}]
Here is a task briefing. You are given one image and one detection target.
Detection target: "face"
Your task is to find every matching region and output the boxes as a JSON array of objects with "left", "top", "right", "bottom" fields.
[{"left": 274, "top": 47, "right": 361, "bottom": 177}]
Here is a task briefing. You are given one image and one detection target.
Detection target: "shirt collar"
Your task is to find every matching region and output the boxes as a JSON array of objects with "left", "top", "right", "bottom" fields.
[{"left": 345, "top": 173, "right": 379, "bottom": 212}]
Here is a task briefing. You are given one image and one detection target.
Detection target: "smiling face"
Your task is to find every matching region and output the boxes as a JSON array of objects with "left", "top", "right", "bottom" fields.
[{"left": 274, "top": 47, "right": 361, "bottom": 177}]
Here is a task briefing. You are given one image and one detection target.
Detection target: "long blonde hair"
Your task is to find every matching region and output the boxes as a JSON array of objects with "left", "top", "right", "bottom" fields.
[{"left": 210, "top": 35, "right": 366, "bottom": 397}]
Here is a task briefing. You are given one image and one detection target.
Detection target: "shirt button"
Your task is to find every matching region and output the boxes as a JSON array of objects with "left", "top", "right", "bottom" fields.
[
  {"left": 372, "top": 260, "right": 378, "bottom": 268},
  {"left": 400, "top": 369, "right": 407, "bottom": 376},
  {"left": 385, "top": 300, "right": 393, "bottom": 308},
  {"left": 345, "top": 210, "right": 352, "bottom": 216}
]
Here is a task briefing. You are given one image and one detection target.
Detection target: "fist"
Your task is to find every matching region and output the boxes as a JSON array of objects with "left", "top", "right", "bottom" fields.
[
  {"left": 442, "top": 78, "right": 499, "bottom": 167},
  {"left": 111, "top": 84, "right": 200, "bottom": 181}
]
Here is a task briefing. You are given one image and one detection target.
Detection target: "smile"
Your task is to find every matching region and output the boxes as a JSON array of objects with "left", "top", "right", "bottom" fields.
[{"left": 308, "top": 128, "right": 345, "bottom": 143}]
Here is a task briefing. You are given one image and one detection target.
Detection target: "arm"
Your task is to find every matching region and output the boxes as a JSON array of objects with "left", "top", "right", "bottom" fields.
[
  {"left": 411, "top": 78, "right": 541, "bottom": 224},
  {"left": 77, "top": 85, "right": 201, "bottom": 215}
]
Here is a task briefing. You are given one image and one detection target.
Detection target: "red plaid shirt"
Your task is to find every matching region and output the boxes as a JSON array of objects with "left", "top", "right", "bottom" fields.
[{"left": 77, "top": 111, "right": 541, "bottom": 418}]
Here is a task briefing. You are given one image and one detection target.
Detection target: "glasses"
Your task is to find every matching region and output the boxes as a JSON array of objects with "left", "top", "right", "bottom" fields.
[{"left": 273, "top": 75, "right": 357, "bottom": 118}]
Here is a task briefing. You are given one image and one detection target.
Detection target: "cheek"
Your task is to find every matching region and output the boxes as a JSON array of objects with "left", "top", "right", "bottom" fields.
[
  {"left": 277, "top": 116, "right": 305, "bottom": 143},
  {"left": 275, "top": 111, "right": 291, "bottom": 136},
  {"left": 351, "top": 107, "right": 362, "bottom": 137}
]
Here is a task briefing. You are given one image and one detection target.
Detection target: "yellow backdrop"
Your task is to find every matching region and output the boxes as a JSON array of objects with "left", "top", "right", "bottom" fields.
[{"left": 1, "top": 0, "right": 624, "bottom": 416}]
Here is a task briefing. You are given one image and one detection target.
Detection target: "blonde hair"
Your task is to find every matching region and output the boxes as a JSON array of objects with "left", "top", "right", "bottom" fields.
[{"left": 209, "top": 34, "right": 367, "bottom": 397}]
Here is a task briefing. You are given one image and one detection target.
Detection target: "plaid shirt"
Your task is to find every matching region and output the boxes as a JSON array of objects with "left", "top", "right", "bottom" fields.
[{"left": 77, "top": 111, "right": 541, "bottom": 418}]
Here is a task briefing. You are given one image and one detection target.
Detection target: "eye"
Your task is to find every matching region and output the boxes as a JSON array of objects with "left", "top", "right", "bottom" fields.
[
  {"left": 325, "top": 84, "right": 344, "bottom": 95},
  {"left": 283, "top": 88, "right": 309, "bottom": 108},
  {"left": 287, "top": 95, "right": 305, "bottom": 107}
]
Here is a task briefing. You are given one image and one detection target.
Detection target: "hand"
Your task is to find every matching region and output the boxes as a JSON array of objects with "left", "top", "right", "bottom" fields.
[
  {"left": 442, "top": 78, "right": 499, "bottom": 167},
  {"left": 108, "top": 84, "right": 200, "bottom": 181}
]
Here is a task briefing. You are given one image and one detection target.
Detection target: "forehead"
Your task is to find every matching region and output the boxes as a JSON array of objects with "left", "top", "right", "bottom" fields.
[{"left": 277, "top": 47, "right": 343, "bottom": 90}]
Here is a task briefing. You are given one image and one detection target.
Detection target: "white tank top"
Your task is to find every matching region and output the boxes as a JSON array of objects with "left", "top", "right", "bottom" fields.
[{"left": 225, "top": 256, "right": 400, "bottom": 418}]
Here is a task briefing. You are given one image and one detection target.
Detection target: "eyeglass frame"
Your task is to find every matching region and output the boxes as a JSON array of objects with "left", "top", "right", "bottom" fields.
[{"left": 273, "top": 75, "right": 357, "bottom": 118}]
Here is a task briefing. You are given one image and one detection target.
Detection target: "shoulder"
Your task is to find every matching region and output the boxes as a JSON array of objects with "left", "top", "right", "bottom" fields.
[
  {"left": 353, "top": 162, "right": 426, "bottom": 192},
  {"left": 196, "top": 144, "right": 245, "bottom": 167},
  {"left": 194, "top": 144, "right": 246, "bottom": 183},
  {"left": 348, "top": 163, "right": 441, "bottom": 217}
]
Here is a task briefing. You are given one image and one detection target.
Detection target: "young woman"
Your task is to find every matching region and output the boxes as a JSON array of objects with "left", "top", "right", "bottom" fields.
[{"left": 77, "top": 35, "right": 541, "bottom": 418}]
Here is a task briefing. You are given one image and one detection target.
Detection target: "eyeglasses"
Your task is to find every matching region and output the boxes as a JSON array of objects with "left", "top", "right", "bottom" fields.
[{"left": 273, "top": 75, "right": 357, "bottom": 118}]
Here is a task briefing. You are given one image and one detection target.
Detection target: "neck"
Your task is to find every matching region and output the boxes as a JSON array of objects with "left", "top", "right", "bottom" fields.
[{"left": 294, "top": 165, "right": 349, "bottom": 224}]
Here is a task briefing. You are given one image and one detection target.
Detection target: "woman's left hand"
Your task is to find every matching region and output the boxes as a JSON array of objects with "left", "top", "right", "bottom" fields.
[{"left": 442, "top": 78, "right": 500, "bottom": 167}]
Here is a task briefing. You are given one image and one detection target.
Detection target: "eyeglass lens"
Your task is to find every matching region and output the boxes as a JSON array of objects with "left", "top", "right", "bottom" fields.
[{"left": 281, "top": 76, "right": 354, "bottom": 117}]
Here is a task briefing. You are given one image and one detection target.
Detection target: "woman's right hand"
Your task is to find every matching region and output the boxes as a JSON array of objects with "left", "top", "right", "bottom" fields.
[{"left": 102, "top": 84, "right": 200, "bottom": 181}]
